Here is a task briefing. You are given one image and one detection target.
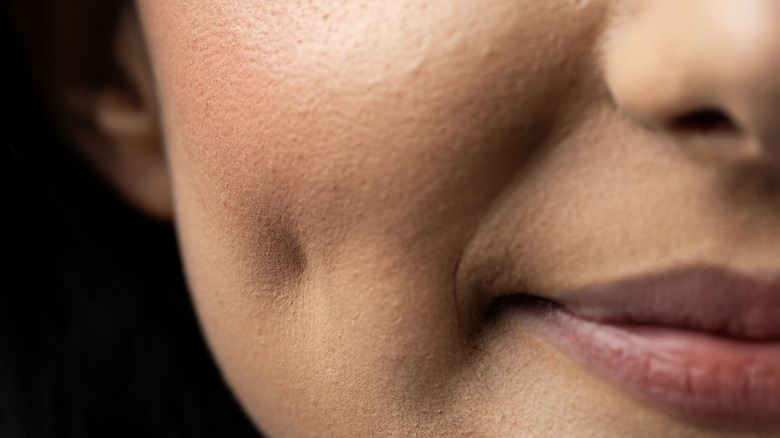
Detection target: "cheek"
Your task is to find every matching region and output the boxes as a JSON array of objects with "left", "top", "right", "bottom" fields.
[
  {"left": 139, "top": 1, "right": 604, "bottom": 435},
  {"left": 144, "top": 0, "right": 580, "bottom": 278}
]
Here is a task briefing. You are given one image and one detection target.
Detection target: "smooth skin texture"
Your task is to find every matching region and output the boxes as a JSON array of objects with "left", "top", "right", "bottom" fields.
[{"left": 72, "top": 0, "right": 780, "bottom": 436}]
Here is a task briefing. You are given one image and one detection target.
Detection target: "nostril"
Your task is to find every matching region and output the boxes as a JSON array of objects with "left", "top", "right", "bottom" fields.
[{"left": 669, "top": 109, "right": 739, "bottom": 135}]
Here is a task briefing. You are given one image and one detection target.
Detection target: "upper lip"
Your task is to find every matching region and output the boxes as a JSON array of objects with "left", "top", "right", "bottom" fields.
[{"left": 546, "top": 265, "right": 780, "bottom": 339}]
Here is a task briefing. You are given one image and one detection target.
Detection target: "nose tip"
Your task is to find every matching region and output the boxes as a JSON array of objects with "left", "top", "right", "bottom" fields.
[{"left": 605, "top": 0, "right": 780, "bottom": 165}]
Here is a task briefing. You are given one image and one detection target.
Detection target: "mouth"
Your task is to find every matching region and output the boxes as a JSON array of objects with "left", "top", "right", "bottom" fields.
[{"left": 494, "top": 265, "right": 780, "bottom": 428}]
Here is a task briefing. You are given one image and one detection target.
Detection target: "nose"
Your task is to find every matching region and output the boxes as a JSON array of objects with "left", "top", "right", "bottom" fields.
[{"left": 605, "top": 0, "right": 780, "bottom": 165}]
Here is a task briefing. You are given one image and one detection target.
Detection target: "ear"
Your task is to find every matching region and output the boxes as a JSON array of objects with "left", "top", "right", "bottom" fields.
[{"left": 47, "top": 3, "right": 172, "bottom": 220}]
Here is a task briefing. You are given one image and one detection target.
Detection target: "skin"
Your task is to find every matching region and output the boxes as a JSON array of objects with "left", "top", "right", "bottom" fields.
[{"left": 94, "top": 0, "right": 780, "bottom": 436}]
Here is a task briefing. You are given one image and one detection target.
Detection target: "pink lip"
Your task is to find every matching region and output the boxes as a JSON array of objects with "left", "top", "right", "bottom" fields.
[{"left": 518, "top": 266, "right": 780, "bottom": 427}]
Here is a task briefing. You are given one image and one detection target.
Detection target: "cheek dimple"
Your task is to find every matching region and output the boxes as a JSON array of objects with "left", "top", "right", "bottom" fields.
[{"left": 137, "top": 0, "right": 635, "bottom": 435}]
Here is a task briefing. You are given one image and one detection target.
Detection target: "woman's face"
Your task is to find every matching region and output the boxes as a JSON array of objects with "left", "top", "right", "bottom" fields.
[{"left": 136, "top": 1, "right": 780, "bottom": 436}]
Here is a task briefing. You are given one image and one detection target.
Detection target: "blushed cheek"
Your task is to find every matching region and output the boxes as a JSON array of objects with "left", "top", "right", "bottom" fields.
[
  {"left": 141, "top": 0, "right": 600, "bottom": 259},
  {"left": 137, "top": 0, "right": 608, "bottom": 435}
]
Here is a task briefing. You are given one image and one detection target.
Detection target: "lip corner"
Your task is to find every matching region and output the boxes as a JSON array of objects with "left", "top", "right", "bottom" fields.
[{"left": 514, "top": 264, "right": 780, "bottom": 429}]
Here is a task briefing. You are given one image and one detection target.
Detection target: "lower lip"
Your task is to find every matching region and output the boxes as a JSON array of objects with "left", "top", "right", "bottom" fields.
[{"left": 529, "top": 307, "right": 780, "bottom": 427}]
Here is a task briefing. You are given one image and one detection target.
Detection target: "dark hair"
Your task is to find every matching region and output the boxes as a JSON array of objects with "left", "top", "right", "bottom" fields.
[{"left": 0, "top": 7, "right": 260, "bottom": 438}]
